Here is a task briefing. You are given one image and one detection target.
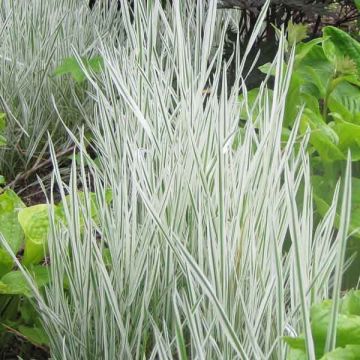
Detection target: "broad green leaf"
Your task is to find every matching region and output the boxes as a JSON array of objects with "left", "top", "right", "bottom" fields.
[
  {"left": 18, "top": 190, "right": 112, "bottom": 266},
  {"left": 20, "top": 298, "right": 39, "bottom": 325},
  {"left": 333, "top": 120, "right": 360, "bottom": 160},
  {"left": 284, "top": 336, "right": 306, "bottom": 351},
  {"left": 298, "top": 66, "right": 326, "bottom": 99},
  {"left": 53, "top": 57, "right": 86, "bottom": 82},
  {"left": 295, "top": 45, "right": 334, "bottom": 99},
  {"left": 0, "top": 266, "right": 49, "bottom": 297},
  {"left": 323, "top": 26, "right": 360, "bottom": 73},
  {"left": 341, "top": 290, "right": 360, "bottom": 316},
  {"left": 0, "top": 190, "right": 25, "bottom": 254},
  {"left": 284, "top": 70, "right": 321, "bottom": 127},
  {"left": 287, "top": 348, "right": 307, "bottom": 360},
  {"left": 87, "top": 55, "right": 104, "bottom": 73},
  {"left": 311, "top": 299, "right": 360, "bottom": 350},
  {"left": 57, "top": 190, "right": 112, "bottom": 227},
  {"left": 0, "top": 175, "right": 5, "bottom": 185},
  {"left": 238, "top": 88, "right": 274, "bottom": 122},
  {"left": 0, "top": 248, "right": 13, "bottom": 278},
  {"left": 102, "top": 248, "right": 112, "bottom": 267},
  {"left": 232, "top": 127, "right": 245, "bottom": 151},
  {"left": 284, "top": 74, "right": 321, "bottom": 127},
  {"left": 301, "top": 111, "right": 344, "bottom": 162},
  {"left": 329, "top": 82, "right": 360, "bottom": 124},
  {"left": 320, "top": 345, "right": 360, "bottom": 360},
  {"left": 284, "top": 73, "right": 302, "bottom": 127},
  {"left": 17, "top": 325, "right": 49, "bottom": 346},
  {"left": 18, "top": 204, "right": 54, "bottom": 266},
  {"left": 258, "top": 62, "right": 276, "bottom": 76},
  {"left": 323, "top": 37, "right": 337, "bottom": 63},
  {"left": 284, "top": 300, "right": 360, "bottom": 360},
  {"left": 295, "top": 37, "right": 324, "bottom": 63},
  {"left": 312, "top": 176, "right": 360, "bottom": 237},
  {"left": 53, "top": 55, "right": 104, "bottom": 83}
]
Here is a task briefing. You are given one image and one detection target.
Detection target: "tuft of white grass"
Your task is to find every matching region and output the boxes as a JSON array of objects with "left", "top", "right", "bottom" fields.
[
  {"left": 0, "top": 0, "right": 119, "bottom": 178},
  {"left": 0, "top": 0, "right": 352, "bottom": 359}
]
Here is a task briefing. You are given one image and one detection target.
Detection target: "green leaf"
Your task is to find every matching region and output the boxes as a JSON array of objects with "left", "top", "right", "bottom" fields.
[
  {"left": 0, "top": 175, "right": 5, "bottom": 185},
  {"left": 288, "top": 21, "right": 308, "bottom": 45},
  {"left": 284, "top": 73, "right": 302, "bottom": 127},
  {"left": 323, "top": 37, "right": 337, "bottom": 63},
  {"left": 238, "top": 88, "right": 274, "bottom": 122},
  {"left": 232, "top": 127, "right": 245, "bottom": 151},
  {"left": 20, "top": 298, "right": 39, "bottom": 325},
  {"left": 18, "top": 204, "right": 54, "bottom": 266},
  {"left": 53, "top": 55, "right": 104, "bottom": 83},
  {"left": 287, "top": 348, "right": 307, "bottom": 360},
  {"left": 284, "top": 336, "right": 306, "bottom": 351},
  {"left": 333, "top": 120, "right": 360, "bottom": 160},
  {"left": 311, "top": 299, "right": 360, "bottom": 350},
  {"left": 17, "top": 325, "right": 49, "bottom": 346},
  {"left": 0, "top": 190, "right": 25, "bottom": 260},
  {"left": 258, "top": 62, "right": 276, "bottom": 76},
  {"left": 0, "top": 248, "right": 14, "bottom": 278},
  {"left": 329, "top": 82, "right": 360, "bottom": 124},
  {"left": 323, "top": 27, "right": 360, "bottom": 73},
  {"left": 341, "top": 290, "right": 360, "bottom": 316},
  {"left": 295, "top": 37, "right": 324, "bottom": 63},
  {"left": 57, "top": 190, "right": 111, "bottom": 227},
  {"left": 320, "top": 345, "right": 360, "bottom": 359},
  {"left": 87, "top": 55, "right": 104, "bottom": 73},
  {"left": 0, "top": 266, "right": 49, "bottom": 297},
  {"left": 312, "top": 176, "right": 360, "bottom": 237},
  {"left": 295, "top": 45, "right": 334, "bottom": 99},
  {"left": 300, "top": 111, "right": 344, "bottom": 162}
]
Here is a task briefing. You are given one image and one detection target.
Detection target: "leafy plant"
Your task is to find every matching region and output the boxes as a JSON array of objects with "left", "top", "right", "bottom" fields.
[
  {"left": 53, "top": 55, "right": 104, "bottom": 83},
  {"left": 1, "top": 0, "right": 357, "bottom": 358},
  {"left": 0, "top": 190, "right": 49, "bottom": 349},
  {"left": 285, "top": 290, "right": 360, "bottom": 359},
  {"left": 237, "top": 26, "right": 360, "bottom": 244},
  {"left": 1, "top": 1, "right": 354, "bottom": 358},
  {"left": 0, "top": 186, "right": 111, "bottom": 351}
]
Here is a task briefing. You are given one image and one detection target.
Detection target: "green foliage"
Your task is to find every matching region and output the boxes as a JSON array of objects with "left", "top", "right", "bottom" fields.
[
  {"left": 0, "top": 187, "right": 111, "bottom": 349},
  {"left": 18, "top": 204, "right": 56, "bottom": 266},
  {"left": 312, "top": 176, "right": 360, "bottom": 237},
  {"left": 288, "top": 21, "right": 309, "bottom": 45},
  {"left": 323, "top": 27, "right": 360, "bottom": 73},
  {"left": 236, "top": 26, "right": 360, "bottom": 244},
  {"left": 17, "top": 325, "right": 49, "bottom": 347},
  {"left": 0, "top": 190, "right": 25, "bottom": 277},
  {"left": 285, "top": 290, "right": 360, "bottom": 359},
  {"left": 0, "top": 266, "right": 50, "bottom": 297},
  {"left": 53, "top": 55, "right": 104, "bottom": 83}
]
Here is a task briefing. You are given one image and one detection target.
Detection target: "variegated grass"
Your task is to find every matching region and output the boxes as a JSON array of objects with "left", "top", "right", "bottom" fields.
[{"left": 1, "top": 0, "right": 353, "bottom": 359}]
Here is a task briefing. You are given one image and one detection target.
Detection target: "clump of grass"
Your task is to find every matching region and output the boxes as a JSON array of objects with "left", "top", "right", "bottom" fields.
[
  {"left": 0, "top": 0, "right": 119, "bottom": 179},
  {"left": 1, "top": 0, "right": 352, "bottom": 359}
]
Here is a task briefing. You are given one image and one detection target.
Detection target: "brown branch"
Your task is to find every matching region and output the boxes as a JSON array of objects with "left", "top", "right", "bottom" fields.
[
  {"left": 1, "top": 323, "right": 49, "bottom": 353},
  {"left": 4, "top": 144, "right": 77, "bottom": 191}
]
